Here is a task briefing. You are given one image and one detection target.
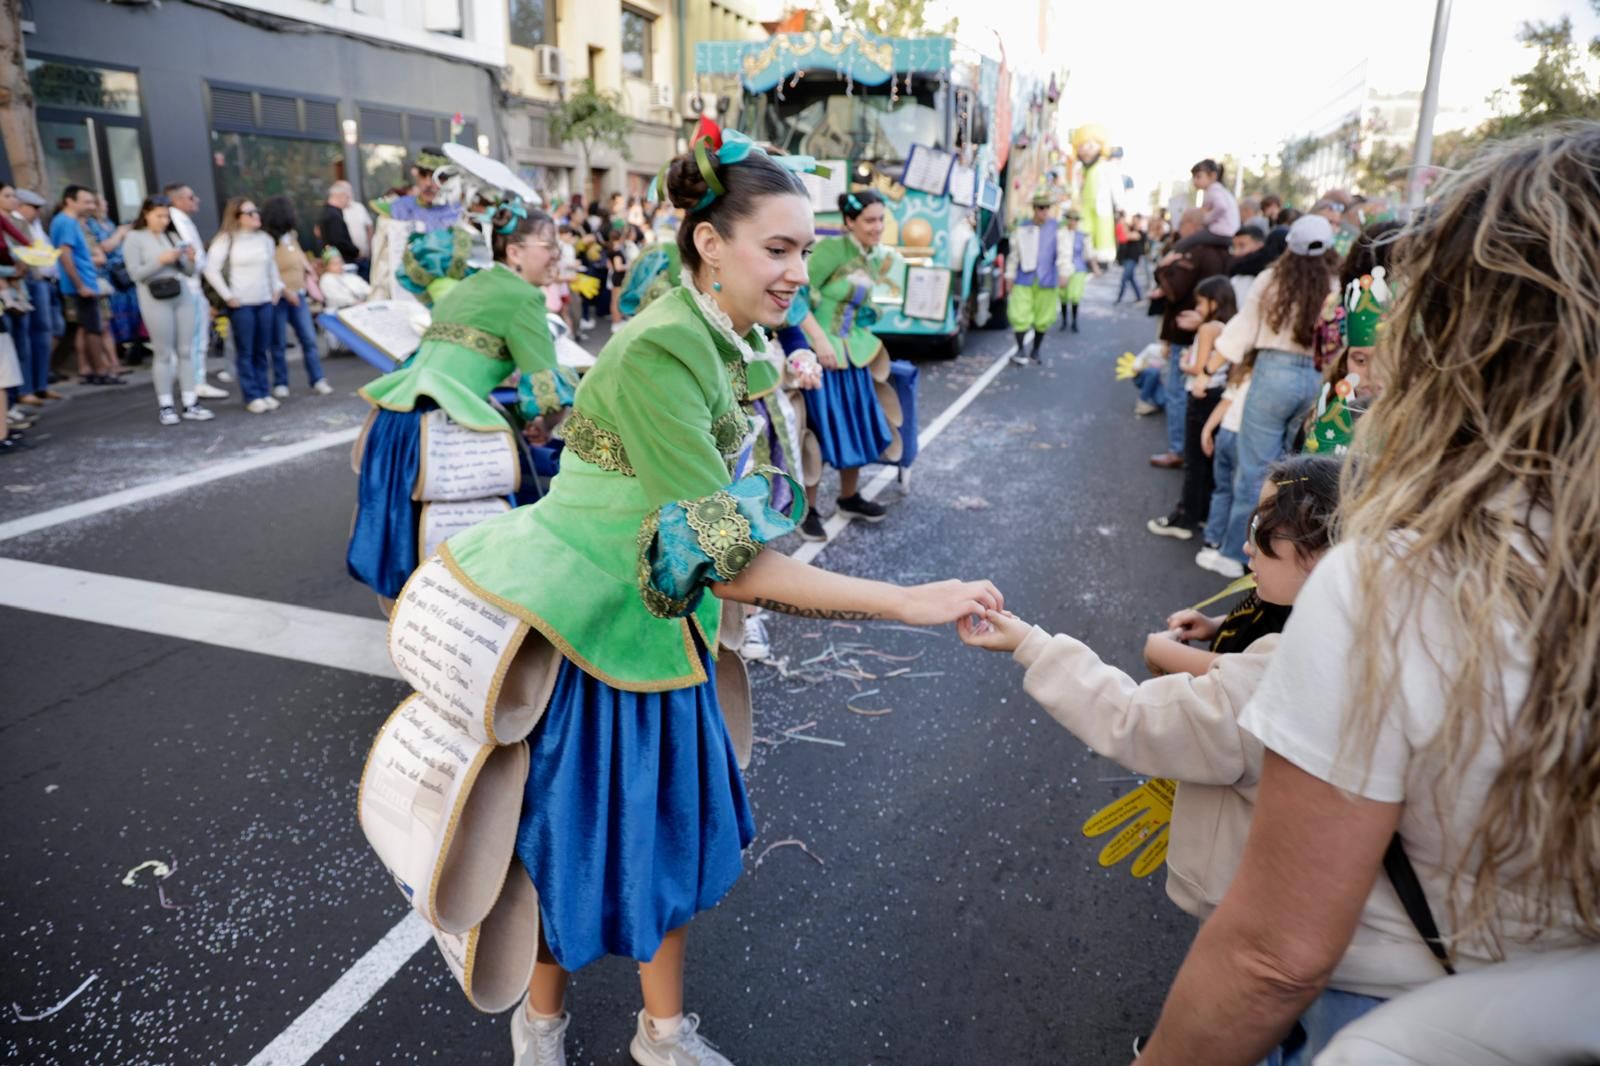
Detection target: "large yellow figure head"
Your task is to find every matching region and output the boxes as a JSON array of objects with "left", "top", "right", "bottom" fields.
[{"left": 1073, "top": 123, "right": 1110, "bottom": 167}]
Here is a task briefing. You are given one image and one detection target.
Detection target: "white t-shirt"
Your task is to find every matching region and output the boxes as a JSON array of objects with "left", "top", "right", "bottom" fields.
[
  {"left": 1219, "top": 378, "right": 1250, "bottom": 434},
  {"left": 1239, "top": 535, "right": 1587, "bottom": 994}
]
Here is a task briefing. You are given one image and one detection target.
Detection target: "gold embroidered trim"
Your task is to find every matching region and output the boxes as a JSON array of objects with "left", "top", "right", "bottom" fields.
[
  {"left": 423, "top": 320, "right": 510, "bottom": 361},
  {"left": 710, "top": 407, "right": 746, "bottom": 460},
  {"left": 636, "top": 509, "right": 697, "bottom": 619},
  {"left": 558, "top": 410, "right": 635, "bottom": 476},
  {"left": 527, "top": 368, "right": 561, "bottom": 416},
  {"left": 684, "top": 490, "right": 760, "bottom": 580}
]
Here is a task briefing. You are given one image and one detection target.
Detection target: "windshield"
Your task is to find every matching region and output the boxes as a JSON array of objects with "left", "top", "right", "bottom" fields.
[{"left": 736, "top": 75, "right": 945, "bottom": 167}]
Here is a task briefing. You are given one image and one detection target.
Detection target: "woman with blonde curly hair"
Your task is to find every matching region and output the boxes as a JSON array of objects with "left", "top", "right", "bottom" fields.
[{"left": 1135, "top": 124, "right": 1600, "bottom": 1065}]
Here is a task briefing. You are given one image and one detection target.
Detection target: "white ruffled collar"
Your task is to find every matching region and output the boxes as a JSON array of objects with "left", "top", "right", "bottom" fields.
[
  {"left": 847, "top": 231, "right": 877, "bottom": 258},
  {"left": 680, "top": 267, "right": 767, "bottom": 364}
]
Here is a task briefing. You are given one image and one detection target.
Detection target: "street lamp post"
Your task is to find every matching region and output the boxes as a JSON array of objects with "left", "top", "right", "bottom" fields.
[{"left": 1408, "top": 0, "right": 1453, "bottom": 214}]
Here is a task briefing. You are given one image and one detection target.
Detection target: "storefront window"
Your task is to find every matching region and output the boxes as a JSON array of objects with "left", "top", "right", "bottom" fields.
[
  {"left": 361, "top": 143, "right": 410, "bottom": 199},
  {"left": 211, "top": 131, "right": 344, "bottom": 248},
  {"left": 621, "top": 9, "right": 653, "bottom": 80},
  {"left": 28, "top": 59, "right": 141, "bottom": 117},
  {"left": 510, "top": 0, "right": 554, "bottom": 49}
]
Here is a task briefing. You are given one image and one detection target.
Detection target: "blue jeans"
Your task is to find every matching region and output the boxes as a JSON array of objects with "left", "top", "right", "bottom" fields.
[
  {"left": 1135, "top": 366, "right": 1165, "bottom": 407},
  {"left": 270, "top": 292, "right": 325, "bottom": 387},
  {"left": 1163, "top": 343, "right": 1188, "bottom": 455},
  {"left": 1118, "top": 258, "right": 1143, "bottom": 302},
  {"left": 1261, "top": 988, "right": 1385, "bottom": 1066},
  {"left": 229, "top": 303, "right": 274, "bottom": 402},
  {"left": 1221, "top": 350, "right": 1322, "bottom": 562},
  {"left": 1203, "top": 427, "right": 1238, "bottom": 546},
  {"left": 24, "top": 279, "right": 54, "bottom": 393}
]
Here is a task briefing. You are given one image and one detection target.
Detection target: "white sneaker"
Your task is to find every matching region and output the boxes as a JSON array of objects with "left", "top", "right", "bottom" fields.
[
  {"left": 245, "top": 398, "right": 272, "bottom": 414},
  {"left": 1147, "top": 514, "right": 1194, "bottom": 541},
  {"left": 1010, "top": 352, "right": 1030, "bottom": 367},
  {"left": 196, "top": 382, "right": 229, "bottom": 400},
  {"left": 1134, "top": 400, "right": 1160, "bottom": 416},
  {"left": 217, "top": 369, "right": 235, "bottom": 384},
  {"left": 272, "top": 384, "right": 290, "bottom": 399},
  {"left": 510, "top": 1004, "right": 570, "bottom": 1066},
  {"left": 182, "top": 403, "right": 216, "bottom": 422},
  {"left": 157, "top": 405, "right": 181, "bottom": 427},
  {"left": 262, "top": 396, "right": 281, "bottom": 411},
  {"left": 630, "top": 1012, "right": 733, "bottom": 1066},
  {"left": 312, "top": 379, "right": 334, "bottom": 395},
  {"left": 740, "top": 614, "right": 771, "bottom": 662},
  {"left": 1195, "top": 547, "right": 1245, "bottom": 579}
]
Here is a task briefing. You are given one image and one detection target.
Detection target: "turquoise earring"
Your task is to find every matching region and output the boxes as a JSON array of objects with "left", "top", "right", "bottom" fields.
[{"left": 712, "top": 280, "right": 722, "bottom": 292}]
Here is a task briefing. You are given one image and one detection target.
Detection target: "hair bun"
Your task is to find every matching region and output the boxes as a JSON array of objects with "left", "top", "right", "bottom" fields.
[{"left": 664, "top": 154, "right": 712, "bottom": 212}]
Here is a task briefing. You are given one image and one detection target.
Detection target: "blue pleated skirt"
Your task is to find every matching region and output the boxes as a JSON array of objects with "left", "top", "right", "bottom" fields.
[
  {"left": 804, "top": 363, "right": 892, "bottom": 470},
  {"left": 515, "top": 645, "right": 756, "bottom": 972},
  {"left": 347, "top": 405, "right": 426, "bottom": 599}
]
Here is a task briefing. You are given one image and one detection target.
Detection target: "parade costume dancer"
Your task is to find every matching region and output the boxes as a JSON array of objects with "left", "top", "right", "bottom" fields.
[
  {"left": 1072, "top": 124, "right": 1118, "bottom": 271},
  {"left": 347, "top": 201, "right": 573, "bottom": 610},
  {"left": 796, "top": 189, "right": 905, "bottom": 540},
  {"left": 1007, "top": 192, "right": 1071, "bottom": 364},
  {"left": 1060, "top": 211, "right": 1090, "bottom": 332},
  {"left": 360, "top": 141, "right": 1002, "bottom": 1066},
  {"left": 369, "top": 147, "right": 467, "bottom": 304},
  {"left": 1305, "top": 267, "right": 1391, "bottom": 456}
]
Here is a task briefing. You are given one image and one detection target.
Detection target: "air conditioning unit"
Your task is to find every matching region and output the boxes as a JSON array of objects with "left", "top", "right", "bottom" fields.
[
  {"left": 535, "top": 45, "right": 566, "bottom": 84},
  {"left": 650, "top": 82, "right": 675, "bottom": 111},
  {"left": 682, "top": 91, "right": 707, "bottom": 119}
]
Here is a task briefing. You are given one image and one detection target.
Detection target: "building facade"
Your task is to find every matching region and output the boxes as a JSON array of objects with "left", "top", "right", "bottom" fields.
[
  {"left": 13, "top": 0, "right": 507, "bottom": 240},
  {"left": 501, "top": 0, "right": 765, "bottom": 206}
]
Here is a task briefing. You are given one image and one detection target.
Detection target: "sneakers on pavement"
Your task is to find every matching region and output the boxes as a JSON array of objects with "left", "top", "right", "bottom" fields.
[
  {"left": 262, "top": 396, "right": 281, "bottom": 411},
  {"left": 1195, "top": 547, "right": 1245, "bottom": 579},
  {"left": 1146, "top": 514, "right": 1194, "bottom": 541},
  {"left": 798, "top": 510, "right": 827, "bottom": 542},
  {"left": 246, "top": 398, "right": 273, "bottom": 414},
  {"left": 157, "top": 405, "right": 181, "bottom": 427},
  {"left": 1010, "top": 351, "right": 1030, "bottom": 367},
  {"left": 1134, "top": 400, "right": 1160, "bottom": 416},
  {"left": 195, "top": 382, "right": 230, "bottom": 400},
  {"left": 272, "top": 384, "right": 290, "bottom": 399},
  {"left": 182, "top": 403, "right": 216, "bottom": 422},
  {"left": 312, "top": 379, "right": 334, "bottom": 395},
  {"left": 837, "top": 493, "right": 888, "bottom": 523},
  {"left": 740, "top": 613, "right": 771, "bottom": 662},
  {"left": 510, "top": 1004, "right": 570, "bottom": 1066},
  {"left": 1148, "top": 452, "right": 1184, "bottom": 469},
  {"left": 630, "top": 1011, "right": 734, "bottom": 1066},
  {"left": 216, "top": 369, "right": 235, "bottom": 384}
]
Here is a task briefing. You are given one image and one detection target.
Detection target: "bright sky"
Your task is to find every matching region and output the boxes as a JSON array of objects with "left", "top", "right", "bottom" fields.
[{"left": 942, "top": 0, "right": 1600, "bottom": 186}]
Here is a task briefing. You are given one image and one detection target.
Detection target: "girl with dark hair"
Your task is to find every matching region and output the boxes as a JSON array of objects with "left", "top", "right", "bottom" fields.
[
  {"left": 789, "top": 187, "right": 904, "bottom": 539},
  {"left": 259, "top": 195, "right": 329, "bottom": 397},
  {"left": 204, "top": 197, "right": 284, "bottom": 412},
  {"left": 1203, "top": 214, "right": 1339, "bottom": 576},
  {"left": 1148, "top": 274, "right": 1238, "bottom": 543},
  {"left": 366, "top": 136, "right": 1000, "bottom": 1066},
  {"left": 347, "top": 198, "right": 574, "bottom": 607},
  {"left": 123, "top": 195, "right": 209, "bottom": 425}
]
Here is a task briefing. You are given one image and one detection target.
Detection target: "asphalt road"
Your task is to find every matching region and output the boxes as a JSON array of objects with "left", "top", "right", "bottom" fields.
[{"left": 0, "top": 276, "right": 1233, "bottom": 1065}]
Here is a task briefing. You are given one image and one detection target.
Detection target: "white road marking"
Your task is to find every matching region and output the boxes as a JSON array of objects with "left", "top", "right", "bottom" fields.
[
  {"left": 0, "top": 427, "right": 361, "bottom": 544},
  {"left": 792, "top": 343, "right": 1017, "bottom": 566},
  {"left": 243, "top": 912, "right": 433, "bottom": 1066},
  {"left": 0, "top": 558, "right": 395, "bottom": 679}
]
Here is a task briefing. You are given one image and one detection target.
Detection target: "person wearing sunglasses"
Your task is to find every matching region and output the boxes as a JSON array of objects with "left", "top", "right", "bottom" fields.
[{"left": 204, "top": 197, "right": 284, "bottom": 413}]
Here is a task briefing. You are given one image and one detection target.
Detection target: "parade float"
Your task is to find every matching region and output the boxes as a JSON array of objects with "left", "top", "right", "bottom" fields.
[{"left": 694, "top": 28, "right": 1007, "bottom": 358}]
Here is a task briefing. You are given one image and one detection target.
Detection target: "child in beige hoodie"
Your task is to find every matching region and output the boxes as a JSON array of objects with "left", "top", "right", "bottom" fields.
[{"left": 960, "top": 454, "right": 1341, "bottom": 920}]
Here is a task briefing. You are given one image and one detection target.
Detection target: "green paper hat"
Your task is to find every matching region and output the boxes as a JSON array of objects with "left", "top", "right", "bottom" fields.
[
  {"left": 1342, "top": 266, "right": 1393, "bottom": 348},
  {"left": 1031, "top": 189, "right": 1055, "bottom": 208},
  {"left": 413, "top": 146, "right": 450, "bottom": 173}
]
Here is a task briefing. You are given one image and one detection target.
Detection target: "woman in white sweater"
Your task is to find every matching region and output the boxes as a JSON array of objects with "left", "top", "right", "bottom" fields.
[
  {"left": 123, "top": 195, "right": 212, "bottom": 425},
  {"left": 204, "top": 197, "right": 283, "bottom": 413}
]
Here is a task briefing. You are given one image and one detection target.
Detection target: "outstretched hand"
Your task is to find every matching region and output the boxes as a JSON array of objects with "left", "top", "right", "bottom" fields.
[
  {"left": 959, "top": 609, "right": 1032, "bottom": 653},
  {"left": 898, "top": 579, "right": 1004, "bottom": 627},
  {"left": 1164, "top": 609, "right": 1219, "bottom": 643}
]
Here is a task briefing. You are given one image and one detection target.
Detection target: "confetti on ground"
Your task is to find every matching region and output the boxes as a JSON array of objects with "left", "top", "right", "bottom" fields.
[
  {"left": 12, "top": 974, "right": 98, "bottom": 1022},
  {"left": 952, "top": 496, "right": 991, "bottom": 510},
  {"left": 829, "top": 621, "right": 863, "bottom": 633},
  {"left": 753, "top": 838, "right": 825, "bottom": 869},
  {"left": 783, "top": 729, "right": 847, "bottom": 747},
  {"left": 121, "top": 860, "right": 172, "bottom": 887}
]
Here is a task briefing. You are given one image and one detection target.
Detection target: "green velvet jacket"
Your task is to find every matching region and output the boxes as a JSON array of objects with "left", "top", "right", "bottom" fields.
[
  {"left": 440, "top": 285, "right": 794, "bottom": 691},
  {"left": 359, "top": 263, "right": 571, "bottom": 431},
  {"left": 807, "top": 234, "right": 902, "bottom": 368}
]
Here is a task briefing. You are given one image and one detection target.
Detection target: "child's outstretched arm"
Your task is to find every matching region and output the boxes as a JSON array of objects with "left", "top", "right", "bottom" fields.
[{"left": 960, "top": 609, "right": 1258, "bottom": 786}]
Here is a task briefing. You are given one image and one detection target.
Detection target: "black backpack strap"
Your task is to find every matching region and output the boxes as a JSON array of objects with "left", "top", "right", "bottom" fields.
[{"left": 1383, "top": 833, "right": 1456, "bottom": 975}]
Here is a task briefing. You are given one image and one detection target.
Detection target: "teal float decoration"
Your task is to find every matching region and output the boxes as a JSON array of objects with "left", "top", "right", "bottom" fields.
[{"left": 695, "top": 30, "right": 953, "bottom": 92}]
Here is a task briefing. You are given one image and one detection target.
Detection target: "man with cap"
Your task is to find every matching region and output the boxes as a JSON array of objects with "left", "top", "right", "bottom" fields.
[
  {"left": 1006, "top": 191, "right": 1071, "bottom": 365},
  {"left": 1059, "top": 208, "right": 1090, "bottom": 332},
  {"left": 9, "top": 189, "right": 62, "bottom": 403}
]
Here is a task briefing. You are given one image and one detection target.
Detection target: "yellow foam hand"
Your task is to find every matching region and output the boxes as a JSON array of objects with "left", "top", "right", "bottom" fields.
[
  {"left": 570, "top": 274, "right": 601, "bottom": 300},
  {"left": 1115, "top": 351, "right": 1138, "bottom": 381},
  {"left": 1082, "top": 777, "right": 1175, "bottom": 878}
]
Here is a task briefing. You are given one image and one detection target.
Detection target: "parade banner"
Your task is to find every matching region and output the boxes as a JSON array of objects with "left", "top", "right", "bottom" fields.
[
  {"left": 419, "top": 498, "right": 512, "bottom": 561},
  {"left": 357, "top": 695, "right": 529, "bottom": 933},
  {"left": 431, "top": 863, "right": 541, "bottom": 1013}
]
